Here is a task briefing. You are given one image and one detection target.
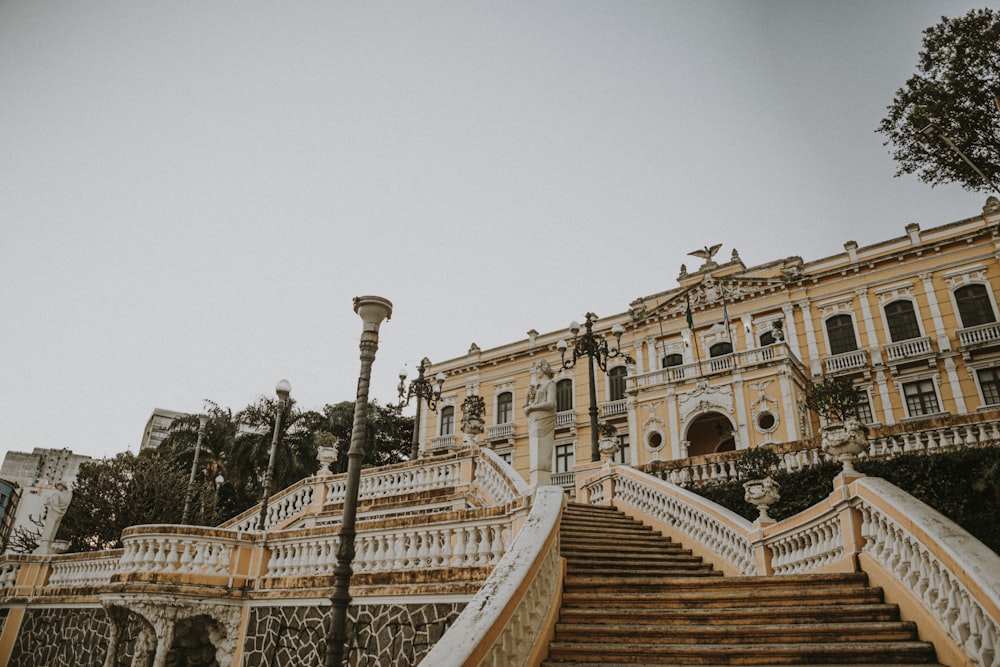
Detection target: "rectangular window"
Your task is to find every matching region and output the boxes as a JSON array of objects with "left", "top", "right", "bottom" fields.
[
  {"left": 496, "top": 392, "right": 513, "bottom": 424},
  {"left": 554, "top": 443, "right": 575, "bottom": 474},
  {"left": 903, "top": 379, "right": 940, "bottom": 417},
  {"left": 853, "top": 391, "right": 875, "bottom": 424},
  {"left": 978, "top": 368, "right": 1000, "bottom": 405},
  {"left": 439, "top": 406, "right": 455, "bottom": 436},
  {"left": 498, "top": 452, "right": 512, "bottom": 465},
  {"left": 612, "top": 434, "right": 631, "bottom": 465}
]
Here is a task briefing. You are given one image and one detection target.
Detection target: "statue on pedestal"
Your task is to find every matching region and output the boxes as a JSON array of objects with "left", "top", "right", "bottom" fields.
[
  {"left": 524, "top": 360, "right": 557, "bottom": 487},
  {"left": 38, "top": 483, "right": 72, "bottom": 553}
]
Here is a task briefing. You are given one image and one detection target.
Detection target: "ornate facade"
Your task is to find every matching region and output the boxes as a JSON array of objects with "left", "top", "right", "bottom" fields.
[{"left": 420, "top": 197, "right": 1000, "bottom": 485}]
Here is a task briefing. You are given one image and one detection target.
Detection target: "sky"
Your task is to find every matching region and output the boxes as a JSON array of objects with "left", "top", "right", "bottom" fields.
[{"left": 2, "top": 0, "right": 997, "bottom": 461}]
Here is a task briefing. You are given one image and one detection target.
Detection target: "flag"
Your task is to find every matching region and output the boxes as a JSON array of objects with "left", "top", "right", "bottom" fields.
[
  {"left": 685, "top": 294, "right": 694, "bottom": 330},
  {"left": 723, "top": 302, "right": 731, "bottom": 338}
]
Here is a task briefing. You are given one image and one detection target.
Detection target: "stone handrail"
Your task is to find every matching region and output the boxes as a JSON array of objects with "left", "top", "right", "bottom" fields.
[
  {"left": 0, "top": 559, "right": 22, "bottom": 597},
  {"left": 474, "top": 447, "right": 529, "bottom": 507},
  {"left": 325, "top": 456, "right": 463, "bottom": 506},
  {"left": 118, "top": 525, "right": 244, "bottom": 585},
  {"left": 46, "top": 549, "right": 122, "bottom": 589},
  {"left": 854, "top": 477, "right": 1000, "bottom": 667},
  {"left": 221, "top": 475, "right": 319, "bottom": 532},
  {"left": 582, "top": 464, "right": 756, "bottom": 575},
  {"left": 764, "top": 509, "right": 843, "bottom": 575},
  {"left": 418, "top": 486, "right": 565, "bottom": 667},
  {"left": 641, "top": 414, "right": 1000, "bottom": 486},
  {"left": 265, "top": 512, "right": 513, "bottom": 579}
]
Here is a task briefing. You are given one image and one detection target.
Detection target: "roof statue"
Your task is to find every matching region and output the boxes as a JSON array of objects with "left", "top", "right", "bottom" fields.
[{"left": 688, "top": 244, "right": 723, "bottom": 270}]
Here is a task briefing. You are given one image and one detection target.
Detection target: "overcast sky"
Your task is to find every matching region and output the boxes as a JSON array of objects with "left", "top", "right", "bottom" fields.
[{"left": 2, "top": 1, "right": 997, "bottom": 461}]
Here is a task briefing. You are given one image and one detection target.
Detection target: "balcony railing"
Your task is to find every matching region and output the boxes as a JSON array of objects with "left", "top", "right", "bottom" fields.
[
  {"left": 556, "top": 411, "right": 575, "bottom": 427},
  {"left": 487, "top": 423, "right": 514, "bottom": 440},
  {"left": 883, "top": 336, "right": 933, "bottom": 363},
  {"left": 628, "top": 343, "right": 804, "bottom": 392},
  {"left": 600, "top": 399, "right": 627, "bottom": 417},
  {"left": 823, "top": 349, "right": 868, "bottom": 374},
  {"left": 958, "top": 322, "right": 1000, "bottom": 348}
]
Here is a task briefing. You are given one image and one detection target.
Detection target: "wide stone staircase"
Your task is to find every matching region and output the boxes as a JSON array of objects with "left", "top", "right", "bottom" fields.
[{"left": 541, "top": 502, "right": 944, "bottom": 666}]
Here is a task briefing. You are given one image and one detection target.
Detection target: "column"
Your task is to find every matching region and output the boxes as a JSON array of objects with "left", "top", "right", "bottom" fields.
[
  {"left": 855, "top": 288, "right": 883, "bottom": 365},
  {"left": 781, "top": 304, "right": 800, "bottom": 354},
  {"left": 920, "top": 272, "right": 951, "bottom": 351},
  {"left": 798, "top": 301, "right": 822, "bottom": 375},
  {"left": 943, "top": 356, "right": 968, "bottom": 414},
  {"left": 778, "top": 370, "right": 800, "bottom": 441},
  {"left": 875, "top": 370, "right": 895, "bottom": 426}
]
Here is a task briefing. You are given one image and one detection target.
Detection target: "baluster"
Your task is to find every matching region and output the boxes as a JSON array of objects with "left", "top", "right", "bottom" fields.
[
  {"left": 452, "top": 525, "right": 466, "bottom": 567},
  {"left": 464, "top": 526, "right": 478, "bottom": 566}
]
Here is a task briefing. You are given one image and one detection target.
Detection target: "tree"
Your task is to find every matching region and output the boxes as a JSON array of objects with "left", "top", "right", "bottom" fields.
[
  {"left": 57, "top": 452, "right": 188, "bottom": 552},
  {"left": 227, "top": 396, "right": 320, "bottom": 511},
  {"left": 877, "top": 9, "right": 1000, "bottom": 191},
  {"left": 155, "top": 401, "right": 240, "bottom": 524},
  {"left": 304, "top": 400, "right": 412, "bottom": 474},
  {"left": 804, "top": 376, "right": 865, "bottom": 424}
]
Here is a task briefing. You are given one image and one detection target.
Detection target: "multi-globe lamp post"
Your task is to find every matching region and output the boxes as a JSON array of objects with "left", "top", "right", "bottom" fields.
[
  {"left": 556, "top": 313, "right": 629, "bottom": 462},
  {"left": 256, "top": 379, "right": 292, "bottom": 532},
  {"left": 325, "top": 295, "right": 393, "bottom": 667},
  {"left": 397, "top": 357, "right": 446, "bottom": 460}
]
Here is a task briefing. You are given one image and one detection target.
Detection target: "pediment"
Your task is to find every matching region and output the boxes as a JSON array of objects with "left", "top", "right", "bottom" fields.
[{"left": 633, "top": 275, "right": 788, "bottom": 322}]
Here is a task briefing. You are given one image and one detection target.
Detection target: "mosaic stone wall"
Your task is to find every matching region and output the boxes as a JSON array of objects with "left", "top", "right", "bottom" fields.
[
  {"left": 6, "top": 606, "right": 145, "bottom": 667},
  {"left": 241, "top": 602, "right": 465, "bottom": 667}
]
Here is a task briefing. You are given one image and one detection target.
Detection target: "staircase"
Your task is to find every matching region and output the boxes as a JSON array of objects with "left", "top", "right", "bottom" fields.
[{"left": 542, "top": 503, "right": 943, "bottom": 666}]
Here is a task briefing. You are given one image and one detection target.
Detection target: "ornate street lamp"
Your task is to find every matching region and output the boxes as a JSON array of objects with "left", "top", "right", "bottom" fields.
[
  {"left": 325, "top": 295, "right": 392, "bottom": 667},
  {"left": 397, "top": 357, "right": 446, "bottom": 459},
  {"left": 556, "top": 313, "right": 629, "bottom": 462},
  {"left": 256, "top": 379, "right": 292, "bottom": 532},
  {"left": 181, "top": 415, "right": 208, "bottom": 525}
]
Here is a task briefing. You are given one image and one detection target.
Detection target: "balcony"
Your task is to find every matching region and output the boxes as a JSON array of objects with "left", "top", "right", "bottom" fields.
[
  {"left": 487, "top": 423, "right": 515, "bottom": 440},
  {"left": 958, "top": 322, "right": 1000, "bottom": 357},
  {"left": 556, "top": 411, "right": 576, "bottom": 427},
  {"left": 883, "top": 336, "right": 933, "bottom": 362},
  {"left": 823, "top": 349, "right": 869, "bottom": 375},
  {"left": 600, "top": 399, "right": 627, "bottom": 417},
  {"left": 627, "top": 342, "right": 805, "bottom": 392}
]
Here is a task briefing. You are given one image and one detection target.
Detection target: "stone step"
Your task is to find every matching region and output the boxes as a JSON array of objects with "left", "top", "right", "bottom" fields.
[
  {"left": 553, "top": 621, "right": 921, "bottom": 645},
  {"left": 544, "top": 640, "right": 940, "bottom": 665},
  {"left": 556, "top": 603, "right": 905, "bottom": 626},
  {"left": 542, "top": 662, "right": 944, "bottom": 667},
  {"left": 561, "top": 586, "right": 886, "bottom": 609},
  {"left": 564, "top": 565, "right": 718, "bottom": 579},
  {"left": 563, "top": 573, "right": 870, "bottom": 592}
]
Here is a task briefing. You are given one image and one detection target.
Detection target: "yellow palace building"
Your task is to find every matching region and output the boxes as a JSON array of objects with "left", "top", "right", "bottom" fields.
[{"left": 419, "top": 196, "right": 1000, "bottom": 485}]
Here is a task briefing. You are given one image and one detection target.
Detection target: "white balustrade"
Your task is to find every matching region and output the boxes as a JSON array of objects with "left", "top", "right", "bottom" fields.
[
  {"left": 265, "top": 514, "right": 513, "bottom": 579},
  {"left": 486, "top": 423, "right": 515, "bottom": 439},
  {"left": 883, "top": 336, "right": 933, "bottom": 362},
  {"left": 766, "top": 514, "right": 843, "bottom": 575},
  {"left": 474, "top": 447, "right": 529, "bottom": 506},
  {"left": 600, "top": 399, "right": 628, "bottom": 417},
  {"left": 46, "top": 551, "right": 121, "bottom": 588},
  {"left": 610, "top": 469, "right": 756, "bottom": 575},
  {"left": 0, "top": 560, "right": 21, "bottom": 596},
  {"left": 118, "top": 530, "right": 237, "bottom": 579},
  {"left": 418, "top": 486, "right": 564, "bottom": 667},
  {"left": 959, "top": 322, "right": 1000, "bottom": 347},
  {"left": 823, "top": 349, "right": 868, "bottom": 374},
  {"left": 856, "top": 477, "right": 1000, "bottom": 667}
]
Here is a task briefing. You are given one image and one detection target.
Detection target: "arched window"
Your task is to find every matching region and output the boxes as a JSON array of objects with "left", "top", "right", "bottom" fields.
[
  {"left": 709, "top": 341, "right": 733, "bottom": 357},
  {"left": 608, "top": 366, "right": 627, "bottom": 401},
  {"left": 496, "top": 392, "right": 513, "bottom": 424},
  {"left": 955, "top": 284, "right": 996, "bottom": 328},
  {"left": 439, "top": 406, "right": 455, "bottom": 436},
  {"left": 825, "top": 314, "right": 858, "bottom": 355},
  {"left": 885, "top": 300, "right": 921, "bottom": 342},
  {"left": 662, "top": 353, "right": 683, "bottom": 368},
  {"left": 556, "top": 379, "right": 573, "bottom": 412}
]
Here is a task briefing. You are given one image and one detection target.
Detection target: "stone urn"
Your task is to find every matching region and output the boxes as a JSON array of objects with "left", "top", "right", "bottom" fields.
[
  {"left": 316, "top": 445, "right": 339, "bottom": 475},
  {"left": 820, "top": 417, "right": 868, "bottom": 476},
  {"left": 461, "top": 416, "right": 485, "bottom": 448},
  {"left": 598, "top": 437, "right": 620, "bottom": 460},
  {"left": 743, "top": 477, "right": 780, "bottom": 522}
]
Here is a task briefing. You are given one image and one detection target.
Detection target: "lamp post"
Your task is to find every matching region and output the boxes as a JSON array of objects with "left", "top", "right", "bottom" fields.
[
  {"left": 325, "top": 295, "right": 392, "bottom": 667},
  {"left": 556, "top": 313, "right": 629, "bottom": 462},
  {"left": 397, "top": 357, "right": 446, "bottom": 459},
  {"left": 181, "top": 415, "right": 208, "bottom": 525},
  {"left": 256, "top": 379, "right": 292, "bottom": 532}
]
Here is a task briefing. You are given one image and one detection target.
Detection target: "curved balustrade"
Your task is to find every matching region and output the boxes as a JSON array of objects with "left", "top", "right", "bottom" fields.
[
  {"left": 222, "top": 475, "right": 319, "bottom": 532},
  {"left": 598, "top": 466, "right": 756, "bottom": 575},
  {"left": 855, "top": 477, "right": 1000, "bottom": 667},
  {"left": 118, "top": 526, "right": 241, "bottom": 582},
  {"left": 46, "top": 550, "right": 121, "bottom": 588},
  {"left": 474, "top": 447, "right": 529, "bottom": 507},
  {"left": 418, "top": 486, "right": 565, "bottom": 667}
]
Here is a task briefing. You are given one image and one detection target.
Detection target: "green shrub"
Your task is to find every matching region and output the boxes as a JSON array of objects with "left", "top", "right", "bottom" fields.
[{"left": 686, "top": 448, "right": 1000, "bottom": 554}]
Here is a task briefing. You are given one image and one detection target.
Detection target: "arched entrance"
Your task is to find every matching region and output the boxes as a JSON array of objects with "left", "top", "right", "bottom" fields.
[
  {"left": 166, "top": 615, "right": 221, "bottom": 667},
  {"left": 685, "top": 412, "right": 736, "bottom": 457}
]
